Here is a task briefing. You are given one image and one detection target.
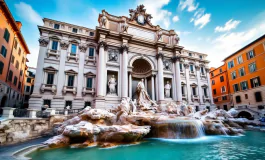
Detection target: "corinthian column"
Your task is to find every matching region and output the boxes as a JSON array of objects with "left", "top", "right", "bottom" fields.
[
  {"left": 156, "top": 53, "right": 164, "bottom": 101},
  {"left": 97, "top": 41, "right": 107, "bottom": 97},
  {"left": 172, "top": 56, "right": 182, "bottom": 102},
  {"left": 184, "top": 63, "right": 192, "bottom": 103},
  {"left": 195, "top": 64, "right": 203, "bottom": 104},
  {"left": 120, "top": 44, "right": 128, "bottom": 98},
  {"left": 206, "top": 68, "right": 214, "bottom": 104}
]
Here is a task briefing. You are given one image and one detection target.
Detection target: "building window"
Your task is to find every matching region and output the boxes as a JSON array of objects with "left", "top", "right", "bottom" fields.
[
  {"left": 219, "top": 68, "right": 222, "bottom": 73},
  {"left": 255, "top": 92, "right": 262, "bottom": 102},
  {"left": 231, "top": 71, "right": 236, "bottom": 79},
  {"left": 13, "top": 76, "right": 17, "bottom": 86},
  {"left": 54, "top": 24, "right": 60, "bottom": 29},
  {"left": 228, "top": 60, "right": 234, "bottom": 69},
  {"left": 201, "top": 67, "right": 204, "bottom": 75},
  {"left": 222, "top": 96, "right": 227, "bottom": 101},
  {"left": 211, "top": 72, "right": 214, "bottom": 77},
  {"left": 27, "top": 77, "right": 31, "bottom": 83},
  {"left": 221, "top": 86, "right": 226, "bottom": 93},
  {"left": 0, "top": 61, "right": 4, "bottom": 74},
  {"left": 233, "top": 84, "right": 239, "bottom": 92},
  {"left": 51, "top": 41, "right": 58, "bottom": 50},
  {"left": 72, "top": 28, "right": 78, "bottom": 33},
  {"left": 8, "top": 70, "right": 13, "bottom": 81},
  {"left": 84, "top": 101, "right": 91, "bottom": 108},
  {"left": 189, "top": 53, "right": 192, "bottom": 56},
  {"left": 249, "top": 62, "right": 256, "bottom": 73},
  {"left": 26, "top": 86, "right": 30, "bottom": 92},
  {"left": 250, "top": 77, "right": 261, "bottom": 88},
  {"left": 220, "top": 76, "right": 224, "bottom": 82},
  {"left": 11, "top": 55, "right": 15, "bottom": 64},
  {"left": 240, "top": 81, "right": 248, "bottom": 90},
  {"left": 213, "top": 89, "right": 216, "bottom": 95},
  {"left": 65, "top": 101, "right": 72, "bottom": 109},
  {"left": 190, "top": 65, "right": 194, "bottom": 72},
  {"left": 237, "top": 55, "right": 243, "bottom": 64},
  {"left": 3, "top": 28, "right": 10, "bottom": 42},
  {"left": 239, "top": 67, "right": 245, "bottom": 76},
  {"left": 89, "top": 47, "right": 94, "bottom": 57},
  {"left": 179, "top": 63, "right": 183, "bottom": 72},
  {"left": 20, "top": 70, "right": 23, "bottom": 76},
  {"left": 71, "top": 44, "right": 77, "bottom": 55},
  {"left": 18, "top": 82, "right": 21, "bottom": 89},
  {"left": 15, "top": 61, "right": 19, "bottom": 69},
  {"left": 214, "top": 98, "right": 218, "bottom": 102},
  {"left": 192, "top": 87, "right": 196, "bottom": 95},
  {"left": 43, "top": 100, "right": 51, "bottom": 108},
  {"left": 14, "top": 40, "right": 18, "bottom": 49},
  {"left": 181, "top": 86, "right": 185, "bottom": 95},
  {"left": 1, "top": 46, "right": 7, "bottom": 57},
  {"left": 212, "top": 80, "right": 215, "bottom": 85},
  {"left": 22, "top": 57, "right": 25, "bottom": 63},
  {"left": 203, "top": 88, "right": 208, "bottom": 96},
  {"left": 247, "top": 50, "right": 255, "bottom": 59},
  {"left": 68, "top": 75, "right": 74, "bottom": 86},
  {"left": 87, "top": 77, "right": 93, "bottom": 88},
  {"left": 199, "top": 55, "right": 203, "bottom": 59},
  {"left": 236, "top": 96, "right": 241, "bottom": 103},
  {"left": 47, "top": 73, "right": 54, "bottom": 84},
  {"left": 89, "top": 32, "right": 94, "bottom": 36},
  {"left": 18, "top": 48, "right": 21, "bottom": 56},
  {"left": 245, "top": 94, "right": 248, "bottom": 99}
]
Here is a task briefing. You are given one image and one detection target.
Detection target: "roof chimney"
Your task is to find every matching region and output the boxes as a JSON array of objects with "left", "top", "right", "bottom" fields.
[{"left": 16, "top": 21, "right": 22, "bottom": 30}]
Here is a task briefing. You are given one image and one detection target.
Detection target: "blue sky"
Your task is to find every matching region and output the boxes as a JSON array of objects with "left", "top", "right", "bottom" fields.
[{"left": 6, "top": 0, "right": 265, "bottom": 68}]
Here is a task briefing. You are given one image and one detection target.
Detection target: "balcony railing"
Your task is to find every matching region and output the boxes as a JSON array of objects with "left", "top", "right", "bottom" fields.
[
  {"left": 63, "top": 86, "right": 77, "bottom": 94},
  {"left": 41, "top": 84, "right": 57, "bottom": 94},
  {"left": 67, "top": 52, "right": 79, "bottom": 62},
  {"left": 82, "top": 87, "right": 95, "bottom": 95},
  {"left": 203, "top": 95, "right": 210, "bottom": 103},
  {"left": 85, "top": 56, "right": 96, "bottom": 64},
  {"left": 191, "top": 95, "right": 199, "bottom": 102},
  {"left": 47, "top": 49, "right": 60, "bottom": 59},
  {"left": 182, "top": 94, "right": 187, "bottom": 100}
]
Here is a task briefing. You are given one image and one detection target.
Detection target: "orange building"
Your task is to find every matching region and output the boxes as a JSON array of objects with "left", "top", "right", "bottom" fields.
[
  {"left": 210, "top": 64, "right": 232, "bottom": 110},
  {"left": 223, "top": 34, "right": 265, "bottom": 118},
  {"left": 0, "top": 0, "right": 30, "bottom": 109}
]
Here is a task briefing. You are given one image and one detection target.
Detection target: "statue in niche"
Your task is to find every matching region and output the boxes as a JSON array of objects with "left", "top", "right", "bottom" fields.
[
  {"left": 136, "top": 79, "right": 157, "bottom": 110},
  {"left": 122, "top": 20, "right": 129, "bottom": 33},
  {"left": 175, "top": 34, "right": 180, "bottom": 45},
  {"left": 164, "top": 81, "right": 171, "bottom": 98},
  {"left": 108, "top": 75, "right": 117, "bottom": 94},
  {"left": 157, "top": 29, "right": 163, "bottom": 41}
]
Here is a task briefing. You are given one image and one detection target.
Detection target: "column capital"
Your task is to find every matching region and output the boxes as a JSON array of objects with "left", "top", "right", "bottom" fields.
[
  {"left": 183, "top": 63, "right": 189, "bottom": 69},
  {"left": 171, "top": 56, "right": 181, "bottom": 63},
  {"left": 156, "top": 52, "right": 164, "bottom": 60},
  {"left": 60, "top": 41, "right": 69, "bottom": 50},
  {"left": 195, "top": 65, "right": 200, "bottom": 71},
  {"left": 79, "top": 43, "right": 88, "bottom": 52},
  {"left": 39, "top": 38, "right": 49, "bottom": 47},
  {"left": 120, "top": 44, "right": 129, "bottom": 53},
  {"left": 98, "top": 40, "right": 108, "bottom": 51},
  {"left": 205, "top": 67, "right": 210, "bottom": 73}
]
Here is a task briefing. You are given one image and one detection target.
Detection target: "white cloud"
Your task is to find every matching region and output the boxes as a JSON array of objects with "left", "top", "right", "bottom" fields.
[
  {"left": 137, "top": 0, "right": 172, "bottom": 29},
  {"left": 190, "top": 9, "right": 211, "bottom": 29},
  {"left": 215, "top": 19, "right": 241, "bottom": 32},
  {"left": 172, "top": 15, "right": 179, "bottom": 22},
  {"left": 14, "top": 2, "right": 42, "bottom": 25},
  {"left": 178, "top": 0, "right": 199, "bottom": 12}
]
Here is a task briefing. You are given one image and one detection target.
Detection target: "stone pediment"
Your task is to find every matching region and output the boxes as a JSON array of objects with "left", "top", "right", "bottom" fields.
[
  {"left": 84, "top": 71, "right": 96, "bottom": 77},
  {"left": 65, "top": 69, "right": 78, "bottom": 75},
  {"left": 43, "top": 66, "right": 57, "bottom": 72}
]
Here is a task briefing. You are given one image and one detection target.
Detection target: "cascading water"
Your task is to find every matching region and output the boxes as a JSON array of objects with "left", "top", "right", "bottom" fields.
[{"left": 151, "top": 119, "right": 205, "bottom": 139}]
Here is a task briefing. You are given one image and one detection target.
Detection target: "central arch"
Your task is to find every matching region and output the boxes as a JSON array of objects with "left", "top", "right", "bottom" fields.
[{"left": 131, "top": 58, "right": 154, "bottom": 100}]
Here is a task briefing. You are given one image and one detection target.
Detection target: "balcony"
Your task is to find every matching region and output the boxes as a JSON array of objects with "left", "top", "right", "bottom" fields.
[
  {"left": 67, "top": 52, "right": 79, "bottom": 62},
  {"left": 82, "top": 87, "right": 95, "bottom": 95},
  {"left": 85, "top": 56, "right": 96, "bottom": 64},
  {"left": 41, "top": 84, "right": 57, "bottom": 94},
  {"left": 182, "top": 94, "right": 187, "bottom": 100},
  {"left": 63, "top": 86, "right": 77, "bottom": 94},
  {"left": 47, "top": 49, "right": 60, "bottom": 59},
  {"left": 203, "top": 95, "right": 210, "bottom": 103},
  {"left": 191, "top": 95, "right": 199, "bottom": 102}
]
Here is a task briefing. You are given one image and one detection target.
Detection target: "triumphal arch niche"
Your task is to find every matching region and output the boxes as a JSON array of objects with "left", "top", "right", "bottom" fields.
[{"left": 95, "top": 4, "right": 213, "bottom": 110}]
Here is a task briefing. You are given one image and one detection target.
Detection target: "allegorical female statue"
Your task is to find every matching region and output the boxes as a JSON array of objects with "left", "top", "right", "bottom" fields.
[
  {"left": 136, "top": 79, "right": 155, "bottom": 110},
  {"left": 164, "top": 81, "right": 171, "bottom": 98},
  {"left": 108, "top": 75, "right": 117, "bottom": 94}
]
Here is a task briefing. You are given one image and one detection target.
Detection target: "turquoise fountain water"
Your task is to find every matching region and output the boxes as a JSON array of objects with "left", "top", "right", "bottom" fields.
[{"left": 28, "top": 131, "right": 265, "bottom": 160}]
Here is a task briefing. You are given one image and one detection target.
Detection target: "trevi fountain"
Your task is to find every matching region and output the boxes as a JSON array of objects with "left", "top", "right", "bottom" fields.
[{"left": 10, "top": 80, "right": 265, "bottom": 160}]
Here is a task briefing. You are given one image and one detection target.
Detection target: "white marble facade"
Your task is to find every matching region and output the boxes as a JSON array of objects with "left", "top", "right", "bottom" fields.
[{"left": 29, "top": 5, "right": 214, "bottom": 110}]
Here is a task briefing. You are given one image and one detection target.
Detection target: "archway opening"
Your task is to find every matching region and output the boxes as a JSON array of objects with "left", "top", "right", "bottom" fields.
[
  {"left": 237, "top": 111, "right": 252, "bottom": 120},
  {"left": 131, "top": 59, "right": 153, "bottom": 100}
]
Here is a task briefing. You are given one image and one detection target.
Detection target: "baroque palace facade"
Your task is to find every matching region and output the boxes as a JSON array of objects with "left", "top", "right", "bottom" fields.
[{"left": 29, "top": 5, "right": 214, "bottom": 110}]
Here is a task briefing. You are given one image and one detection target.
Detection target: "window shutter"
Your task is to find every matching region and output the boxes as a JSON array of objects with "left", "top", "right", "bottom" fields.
[
  {"left": 257, "top": 77, "right": 261, "bottom": 86},
  {"left": 246, "top": 52, "right": 249, "bottom": 60},
  {"left": 250, "top": 79, "right": 254, "bottom": 88}
]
